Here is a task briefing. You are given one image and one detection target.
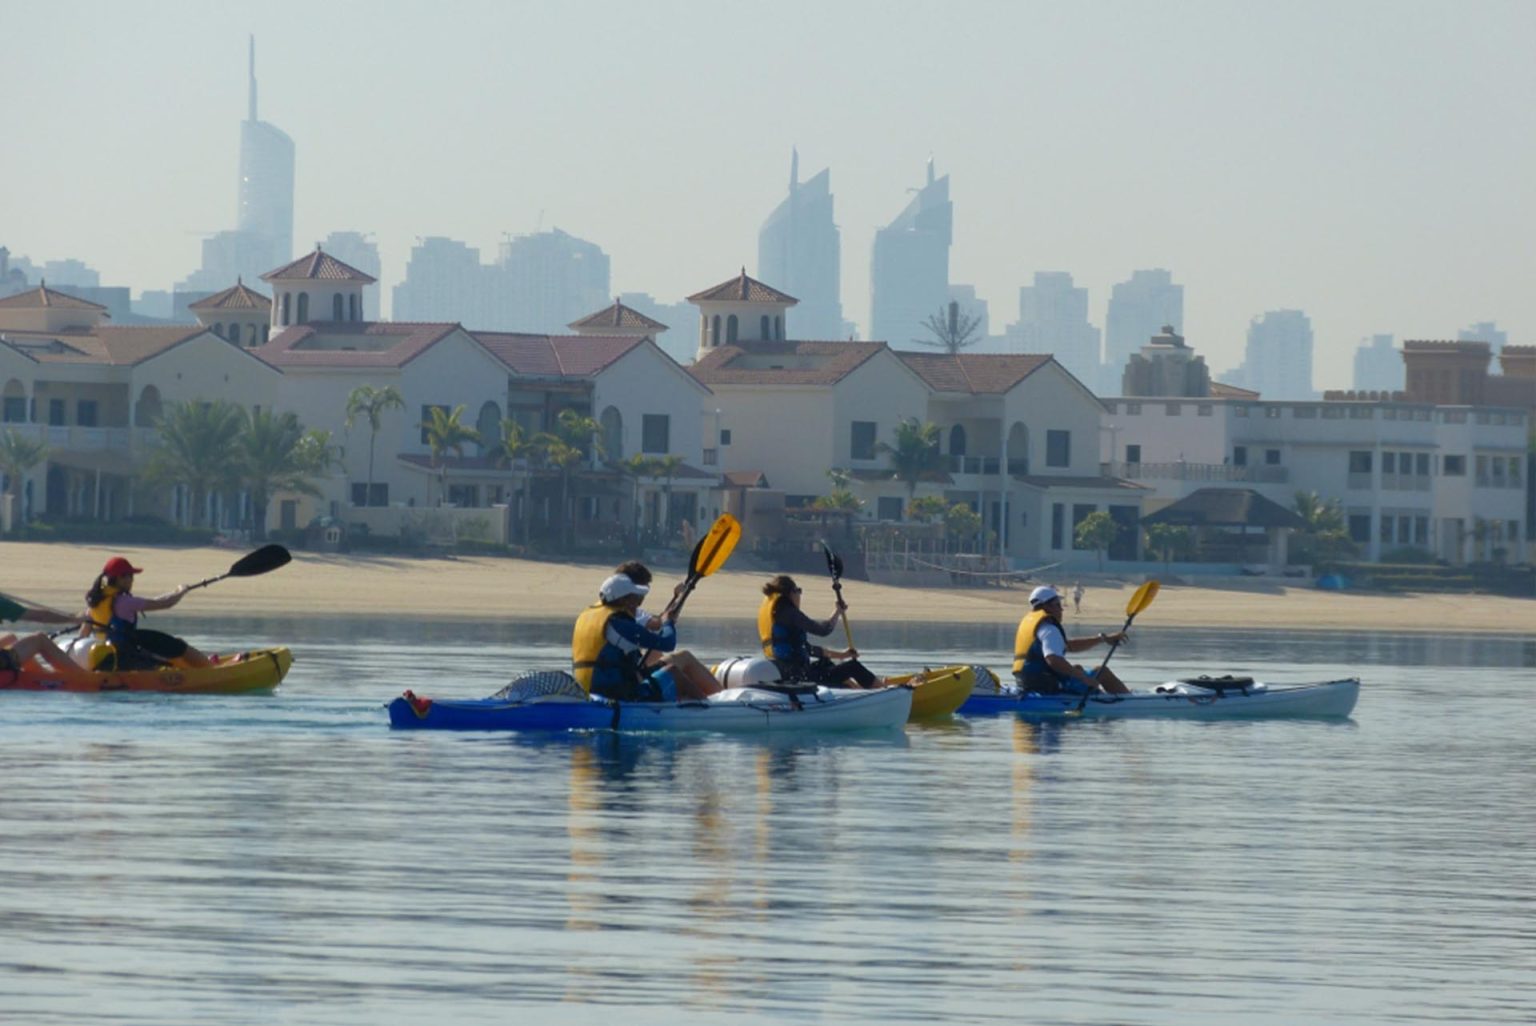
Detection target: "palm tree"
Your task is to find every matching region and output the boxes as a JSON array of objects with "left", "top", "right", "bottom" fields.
[
  {"left": 877, "top": 418, "right": 944, "bottom": 507},
  {"left": 534, "top": 409, "right": 606, "bottom": 547},
  {"left": 145, "top": 400, "right": 248, "bottom": 526},
  {"left": 913, "top": 300, "right": 983, "bottom": 354},
  {"left": 238, "top": 410, "right": 332, "bottom": 540},
  {"left": 651, "top": 453, "right": 686, "bottom": 534},
  {"left": 488, "top": 417, "right": 538, "bottom": 544},
  {"left": 420, "top": 404, "right": 481, "bottom": 507},
  {"left": 0, "top": 428, "right": 46, "bottom": 531},
  {"left": 622, "top": 453, "right": 660, "bottom": 541},
  {"left": 344, "top": 384, "right": 405, "bottom": 507},
  {"left": 1292, "top": 490, "right": 1355, "bottom": 566}
]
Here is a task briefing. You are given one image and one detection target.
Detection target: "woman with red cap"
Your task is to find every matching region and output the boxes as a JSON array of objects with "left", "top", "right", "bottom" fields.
[{"left": 83, "top": 556, "right": 211, "bottom": 669}]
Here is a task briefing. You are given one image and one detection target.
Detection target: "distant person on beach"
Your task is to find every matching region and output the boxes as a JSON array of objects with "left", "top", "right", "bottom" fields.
[
  {"left": 759, "top": 574, "right": 881, "bottom": 688},
  {"left": 1072, "top": 582, "right": 1084, "bottom": 614},
  {"left": 1013, "top": 585, "right": 1129, "bottom": 696},
  {"left": 0, "top": 595, "right": 85, "bottom": 676},
  {"left": 572, "top": 571, "right": 719, "bottom": 701},
  {"left": 609, "top": 561, "right": 720, "bottom": 697}
]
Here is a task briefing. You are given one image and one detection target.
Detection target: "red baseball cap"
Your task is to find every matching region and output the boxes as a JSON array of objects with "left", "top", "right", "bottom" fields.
[{"left": 102, "top": 556, "right": 144, "bottom": 577}]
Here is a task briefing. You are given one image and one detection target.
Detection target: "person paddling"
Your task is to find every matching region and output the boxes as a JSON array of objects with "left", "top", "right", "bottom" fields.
[
  {"left": 759, "top": 574, "right": 880, "bottom": 688},
  {"left": 611, "top": 560, "right": 721, "bottom": 698},
  {"left": 83, "top": 556, "right": 211, "bottom": 669},
  {"left": 0, "top": 594, "right": 86, "bottom": 677},
  {"left": 1013, "top": 585, "right": 1130, "bottom": 696},
  {"left": 571, "top": 573, "right": 719, "bottom": 702}
]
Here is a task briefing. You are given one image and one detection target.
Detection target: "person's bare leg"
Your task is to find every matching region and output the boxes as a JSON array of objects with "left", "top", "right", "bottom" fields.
[
  {"left": 10, "top": 634, "right": 84, "bottom": 673},
  {"left": 665, "top": 650, "right": 721, "bottom": 698},
  {"left": 1091, "top": 666, "right": 1130, "bottom": 695}
]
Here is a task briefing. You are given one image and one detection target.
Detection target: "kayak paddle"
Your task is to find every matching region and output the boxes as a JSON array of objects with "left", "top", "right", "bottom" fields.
[
  {"left": 1078, "top": 579, "right": 1159, "bottom": 711},
  {"left": 662, "top": 513, "right": 741, "bottom": 619},
  {"left": 820, "top": 541, "right": 856, "bottom": 650},
  {"left": 184, "top": 544, "right": 293, "bottom": 592}
]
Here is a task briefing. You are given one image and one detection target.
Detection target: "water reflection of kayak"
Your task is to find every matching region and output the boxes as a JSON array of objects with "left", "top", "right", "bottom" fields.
[
  {"left": 959, "top": 672, "right": 1359, "bottom": 720},
  {"left": 2, "top": 648, "right": 293, "bottom": 694},
  {"left": 388, "top": 672, "right": 914, "bottom": 733}
]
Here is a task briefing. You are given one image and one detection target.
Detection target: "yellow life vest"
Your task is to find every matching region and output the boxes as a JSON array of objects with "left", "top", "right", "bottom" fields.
[
  {"left": 1012, "top": 608, "right": 1053, "bottom": 676},
  {"left": 756, "top": 596, "right": 778, "bottom": 659},
  {"left": 89, "top": 585, "right": 121, "bottom": 639},
  {"left": 571, "top": 603, "right": 615, "bottom": 694}
]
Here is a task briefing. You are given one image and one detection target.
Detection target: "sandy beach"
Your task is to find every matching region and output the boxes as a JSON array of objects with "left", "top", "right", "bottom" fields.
[{"left": 2, "top": 540, "right": 1531, "bottom": 634}]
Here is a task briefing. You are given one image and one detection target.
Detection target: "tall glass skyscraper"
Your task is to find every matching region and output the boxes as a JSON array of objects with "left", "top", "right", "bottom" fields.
[
  {"left": 870, "top": 160, "right": 951, "bottom": 346},
  {"left": 758, "top": 150, "right": 843, "bottom": 339},
  {"left": 237, "top": 36, "right": 295, "bottom": 269}
]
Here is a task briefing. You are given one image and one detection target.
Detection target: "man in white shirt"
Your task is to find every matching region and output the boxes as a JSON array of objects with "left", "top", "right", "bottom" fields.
[{"left": 1012, "top": 585, "right": 1130, "bottom": 695}]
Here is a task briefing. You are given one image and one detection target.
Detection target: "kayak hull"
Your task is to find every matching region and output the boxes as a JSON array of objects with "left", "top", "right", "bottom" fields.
[
  {"left": 389, "top": 683, "right": 913, "bottom": 733},
  {"left": 959, "top": 677, "right": 1360, "bottom": 720},
  {"left": 1, "top": 648, "right": 294, "bottom": 694},
  {"left": 893, "top": 665, "right": 974, "bottom": 720}
]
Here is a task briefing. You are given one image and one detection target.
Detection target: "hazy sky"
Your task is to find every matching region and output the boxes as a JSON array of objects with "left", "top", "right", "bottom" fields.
[{"left": 4, "top": 0, "right": 1533, "bottom": 385}]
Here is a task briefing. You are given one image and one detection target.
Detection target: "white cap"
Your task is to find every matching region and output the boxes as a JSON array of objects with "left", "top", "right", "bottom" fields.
[
  {"left": 1029, "top": 585, "right": 1061, "bottom": 607},
  {"left": 599, "top": 574, "right": 649, "bottom": 603}
]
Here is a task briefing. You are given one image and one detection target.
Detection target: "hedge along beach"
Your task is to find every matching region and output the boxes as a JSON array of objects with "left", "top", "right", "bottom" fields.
[{"left": 3, "top": 541, "right": 1530, "bottom": 633}]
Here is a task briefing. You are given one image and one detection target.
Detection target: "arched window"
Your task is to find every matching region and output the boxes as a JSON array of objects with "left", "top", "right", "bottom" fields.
[
  {"left": 280, "top": 293, "right": 290, "bottom": 326},
  {"left": 1007, "top": 422, "right": 1029, "bottom": 476},
  {"left": 248, "top": 324, "right": 260, "bottom": 346},
  {"left": 475, "top": 401, "right": 502, "bottom": 457},
  {"left": 212, "top": 322, "right": 224, "bottom": 339},
  {"left": 760, "top": 315, "right": 770, "bottom": 339},
  {"left": 333, "top": 294, "right": 344, "bottom": 321},
  {"left": 349, "top": 294, "right": 359, "bottom": 321},
  {"left": 297, "top": 292, "right": 309, "bottom": 324},
  {"left": 726, "top": 314, "right": 738, "bottom": 344},
  {"left": 260, "top": 325, "right": 269, "bottom": 344},
  {"left": 775, "top": 315, "right": 784, "bottom": 339},
  {"left": 950, "top": 424, "right": 968, "bottom": 456},
  {"left": 711, "top": 315, "right": 721, "bottom": 346},
  {"left": 600, "top": 406, "right": 623, "bottom": 460}
]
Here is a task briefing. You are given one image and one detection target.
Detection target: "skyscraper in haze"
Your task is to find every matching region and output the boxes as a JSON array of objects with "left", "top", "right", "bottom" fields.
[
  {"left": 176, "top": 37, "right": 295, "bottom": 303},
  {"left": 321, "top": 232, "right": 382, "bottom": 320},
  {"left": 393, "top": 237, "right": 492, "bottom": 325},
  {"left": 758, "top": 150, "right": 843, "bottom": 339},
  {"left": 238, "top": 36, "right": 295, "bottom": 268},
  {"left": 1353, "top": 334, "right": 1403, "bottom": 392},
  {"left": 1232, "top": 309, "right": 1315, "bottom": 399},
  {"left": 1009, "top": 272, "right": 1101, "bottom": 387},
  {"left": 870, "top": 160, "right": 951, "bottom": 346},
  {"left": 495, "top": 228, "right": 610, "bottom": 333},
  {"left": 1104, "top": 269, "right": 1183, "bottom": 393},
  {"left": 1458, "top": 320, "right": 1507, "bottom": 356}
]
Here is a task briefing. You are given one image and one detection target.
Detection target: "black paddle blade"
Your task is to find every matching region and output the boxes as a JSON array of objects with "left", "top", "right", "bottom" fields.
[
  {"left": 821, "top": 542, "right": 843, "bottom": 580},
  {"left": 228, "top": 544, "right": 292, "bottom": 578}
]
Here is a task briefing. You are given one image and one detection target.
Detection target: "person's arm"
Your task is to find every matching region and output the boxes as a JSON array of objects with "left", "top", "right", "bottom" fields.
[
  {"left": 18, "top": 605, "right": 81, "bottom": 626},
  {"left": 1065, "top": 630, "right": 1124, "bottom": 654},
  {"left": 609, "top": 615, "right": 677, "bottom": 653},
  {"left": 785, "top": 605, "right": 837, "bottom": 638},
  {"left": 134, "top": 586, "right": 190, "bottom": 613}
]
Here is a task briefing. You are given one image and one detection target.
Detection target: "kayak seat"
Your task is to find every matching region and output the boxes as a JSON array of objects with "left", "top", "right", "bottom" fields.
[
  {"left": 1177, "top": 674, "right": 1256, "bottom": 695},
  {"left": 492, "top": 670, "right": 587, "bottom": 703}
]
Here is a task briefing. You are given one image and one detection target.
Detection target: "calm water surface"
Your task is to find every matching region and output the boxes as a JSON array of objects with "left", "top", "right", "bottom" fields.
[{"left": 1, "top": 618, "right": 1532, "bottom": 1025}]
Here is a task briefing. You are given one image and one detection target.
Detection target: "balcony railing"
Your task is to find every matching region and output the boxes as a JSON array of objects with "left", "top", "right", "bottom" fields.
[
  {"left": 1105, "top": 460, "right": 1289, "bottom": 484},
  {"left": 944, "top": 454, "right": 1001, "bottom": 475},
  {"left": 4, "top": 423, "right": 152, "bottom": 451}
]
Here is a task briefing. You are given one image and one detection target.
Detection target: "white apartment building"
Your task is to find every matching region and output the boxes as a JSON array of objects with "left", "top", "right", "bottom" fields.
[{"left": 1100, "top": 395, "right": 1528, "bottom": 564}]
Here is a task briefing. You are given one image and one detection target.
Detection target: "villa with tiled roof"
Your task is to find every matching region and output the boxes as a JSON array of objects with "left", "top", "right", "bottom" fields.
[
  {"left": 189, "top": 279, "right": 273, "bottom": 346},
  {"left": 567, "top": 299, "right": 669, "bottom": 336}
]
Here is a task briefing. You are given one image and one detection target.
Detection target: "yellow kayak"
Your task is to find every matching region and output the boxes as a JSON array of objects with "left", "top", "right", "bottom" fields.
[
  {"left": 3, "top": 647, "right": 294, "bottom": 694},
  {"left": 890, "top": 665, "right": 974, "bottom": 720}
]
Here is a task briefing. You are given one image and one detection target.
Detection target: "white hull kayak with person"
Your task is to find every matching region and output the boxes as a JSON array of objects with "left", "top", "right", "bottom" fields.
[
  {"left": 388, "top": 670, "right": 913, "bottom": 733},
  {"left": 960, "top": 670, "right": 1360, "bottom": 720}
]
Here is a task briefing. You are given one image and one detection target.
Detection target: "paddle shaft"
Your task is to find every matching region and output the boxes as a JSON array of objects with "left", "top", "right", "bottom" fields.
[{"left": 830, "top": 578, "right": 854, "bottom": 650}]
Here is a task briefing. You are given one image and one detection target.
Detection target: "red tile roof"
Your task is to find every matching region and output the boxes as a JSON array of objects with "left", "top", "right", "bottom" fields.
[
  {"left": 568, "top": 299, "right": 668, "bottom": 332},
  {"left": 0, "top": 283, "right": 109, "bottom": 311},
  {"left": 0, "top": 326, "right": 214, "bottom": 365},
  {"left": 261, "top": 247, "right": 377, "bottom": 284},
  {"left": 252, "top": 322, "right": 460, "bottom": 368},
  {"left": 474, "top": 332, "right": 650, "bottom": 378},
  {"left": 895, "top": 351, "right": 1051, "bottom": 394},
  {"left": 689, "top": 340, "right": 886, "bottom": 386},
  {"left": 687, "top": 268, "right": 798, "bottom": 305},
  {"left": 188, "top": 279, "right": 272, "bottom": 311}
]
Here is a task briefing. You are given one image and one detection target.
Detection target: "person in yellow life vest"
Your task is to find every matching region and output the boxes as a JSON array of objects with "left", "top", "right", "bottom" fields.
[
  {"left": 0, "top": 594, "right": 86, "bottom": 679},
  {"left": 610, "top": 561, "right": 721, "bottom": 698},
  {"left": 83, "top": 556, "right": 211, "bottom": 670},
  {"left": 758, "top": 574, "right": 880, "bottom": 688},
  {"left": 1013, "top": 585, "right": 1129, "bottom": 696},
  {"left": 572, "top": 573, "right": 718, "bottom": 702}
]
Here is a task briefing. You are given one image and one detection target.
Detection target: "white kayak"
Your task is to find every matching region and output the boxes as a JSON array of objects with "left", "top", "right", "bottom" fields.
[
  {"left": 959, "top": 673, "right": 1360, "bottom": 720},
  {"left": 389, "top": 673, "right": 913, "bottom": 733}
]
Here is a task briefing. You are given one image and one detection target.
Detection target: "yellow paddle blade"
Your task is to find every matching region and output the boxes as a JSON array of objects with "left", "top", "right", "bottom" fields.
[
  {"left": 1126, "top": 579, "right": 1160, "bottom": 616},
  {"left": 694, "top": 513, "right": 742, "bottom": 578}
]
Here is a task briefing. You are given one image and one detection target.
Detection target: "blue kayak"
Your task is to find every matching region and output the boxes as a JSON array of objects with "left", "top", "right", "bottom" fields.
[{"left": 959, "top": 675, "right": 1360, "bottom": 720}]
